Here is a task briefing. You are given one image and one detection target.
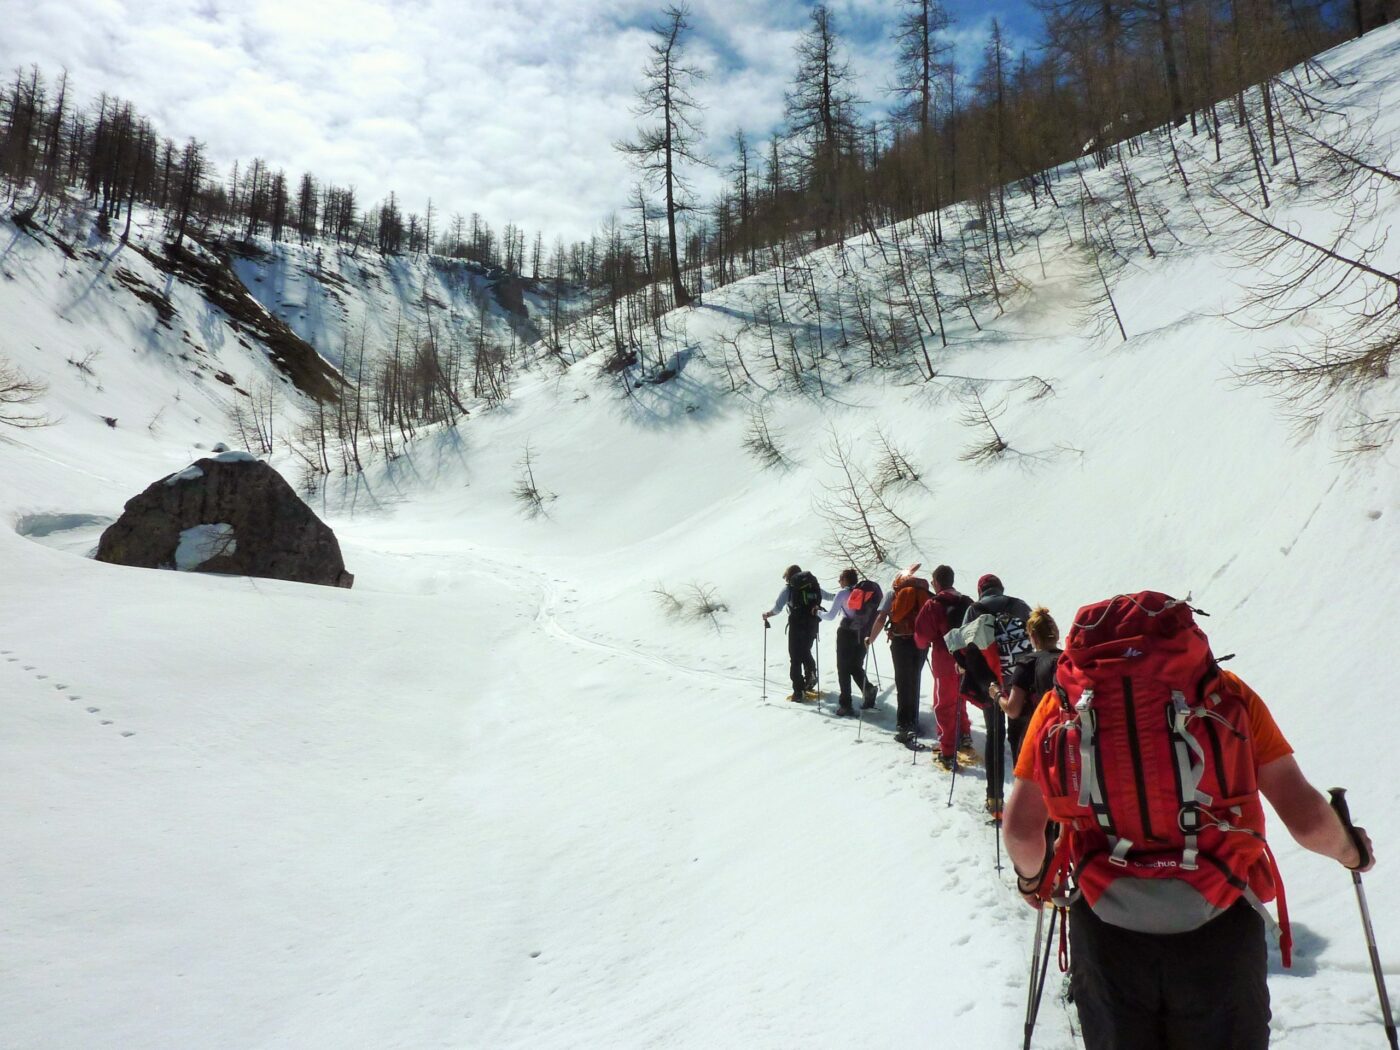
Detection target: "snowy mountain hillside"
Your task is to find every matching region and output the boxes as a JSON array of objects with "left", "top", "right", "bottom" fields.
[{"left": 3, "top": 23, "right": 1400, "bottom": 1050}]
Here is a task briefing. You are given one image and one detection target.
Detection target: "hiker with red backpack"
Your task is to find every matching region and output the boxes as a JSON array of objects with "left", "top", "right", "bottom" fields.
[
  {"left": 820, "top": 568, "right": 882, "bottom": 716},
  {"left": 865, "top": 563, "right": 931, "bottom": 746},
  {"left": 1004, "top": 591, "right": 1377, "bottom": 1050},
  {"left": 762, "top": 565, "right": 833, "bottom": 702},
  {"left": 914, "top": 564, "right": 974, "bottom": 770}
]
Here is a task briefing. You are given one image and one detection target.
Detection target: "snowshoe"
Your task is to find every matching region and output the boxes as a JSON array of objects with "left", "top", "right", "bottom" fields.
[{"left": 956, "top": 744, "right": 982, "bottom": 767}]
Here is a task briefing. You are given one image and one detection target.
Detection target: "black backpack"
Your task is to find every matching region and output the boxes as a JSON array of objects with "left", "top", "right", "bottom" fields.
[
  {"left": 844, "top": 580, "right": 883, "bottom": 634},
  {"left": 788, "top": 571, "right": 822, "bottom": 622}
]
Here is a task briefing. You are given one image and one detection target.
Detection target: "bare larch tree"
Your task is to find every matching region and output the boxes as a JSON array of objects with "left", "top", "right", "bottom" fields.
[{"left": 615, "top": 4, "right": 706, "bottom": 309}]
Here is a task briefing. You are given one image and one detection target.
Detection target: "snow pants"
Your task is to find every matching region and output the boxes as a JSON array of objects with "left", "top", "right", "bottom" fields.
[
  {"left": 834, "top": 627, "right": 871, "bottom": 706},
  {"left": 787, "top": 618, "right": 818, "bottom": 698},
  {"left": 984, "top": 704, "right": 1006, "bottom": 807},
  {"left": 888, "top": 635, "right": 927, "bottom": 732},
  {"left": 1007, "top": 712, "right": 1031, "bottom": 766},
  {"left": 930, "top": 647, "right": 970, "bottom": 757},
  {"left": 1069, "top": 898, "right": 1270, "bottom": 1050}
]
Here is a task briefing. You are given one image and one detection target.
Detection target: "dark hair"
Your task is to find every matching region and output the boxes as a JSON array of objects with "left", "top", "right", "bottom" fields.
[
  {"left": 784, "top": 564, "right": 802, "bottom": 581},
  {"left": 839, "top": 568, "right": 858, "bottom": 587},
  {"left": 932, "top": 564, "right": 954, "bottom": 589}
]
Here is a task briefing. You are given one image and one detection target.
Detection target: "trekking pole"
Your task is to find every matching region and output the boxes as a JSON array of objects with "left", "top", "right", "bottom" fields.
[
  {"left": 762, "top": 620, "right": 770, "bottom": 703},
  {"left": 947, "top": 750, "right": 959, "bottom": 807},
  {"left": 1022, "top": 904, "right": 1059, "bottom": 1050},
  {"left": 871, "top": 646, "right": 883, "bottom": 690},
  {"left": 856, "top": 647, "right": 870, "bottom": 743},
  {"left": 1329, "top": 788, "right": 1397, "bottom": 1050}
]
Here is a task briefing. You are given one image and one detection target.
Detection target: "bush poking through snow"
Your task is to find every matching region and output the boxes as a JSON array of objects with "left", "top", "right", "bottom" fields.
[
  {"left": 743, "top": 408, "right": 789, "bottom": 468},
  {"left": 815, "top": 427, "right": 913, "bottom": 573},
  {"left": 872, "top": 426, "right": 923, "bottom": 495},
  {"left": 653, "top": 583, "right": 730, "bottom": 628},
  {"left": 0, "top": 356, "right": 53, "bottom": 429},
  {"left": 513, "top": 442, "right": 555, "bottom": 519},
  {"left": 957, "top": 390, "right": 1012, "bottom": 464}
]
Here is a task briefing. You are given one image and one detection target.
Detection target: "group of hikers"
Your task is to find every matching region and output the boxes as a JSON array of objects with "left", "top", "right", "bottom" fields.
[{"left": 762, "top": 563, "right": 1388, "bottom": 1050}]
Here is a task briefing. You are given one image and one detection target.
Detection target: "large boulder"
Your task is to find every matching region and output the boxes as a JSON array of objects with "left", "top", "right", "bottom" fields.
[{"left": 96, "top": 451, "right": 354, "bottom": 588}]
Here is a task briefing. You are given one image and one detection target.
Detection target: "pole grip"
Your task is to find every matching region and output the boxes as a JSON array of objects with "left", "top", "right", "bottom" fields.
[{"left": 1329, "top": 788, "right": 1373, "bottom": 871}]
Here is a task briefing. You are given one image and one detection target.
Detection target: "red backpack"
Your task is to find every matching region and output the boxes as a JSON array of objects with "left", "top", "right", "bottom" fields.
[{"left": 1028, "top": 591, "right": 1291, "bottom": 962}]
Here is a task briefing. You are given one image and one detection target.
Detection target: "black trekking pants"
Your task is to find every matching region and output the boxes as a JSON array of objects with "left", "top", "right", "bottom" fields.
[
  {"left": 835, "top": 627, "right": 870, "bottom": 706},
  {"left": 787, "top": 619, "right": 818, "bottom": 697},
  {"left": 984, "top": 704, "right": 1006, "bottom": 805},
  {"left": 889, "top": 635, "right": 927, "bottom": 731},
  {"left": 1069, "top": 898, "right": 1270, "bottom": 1050}
]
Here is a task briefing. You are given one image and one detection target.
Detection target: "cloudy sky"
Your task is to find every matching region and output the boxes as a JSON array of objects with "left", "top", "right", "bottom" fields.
[{"left": 1, "top": 0, "right": 1038, "bottom": 243}]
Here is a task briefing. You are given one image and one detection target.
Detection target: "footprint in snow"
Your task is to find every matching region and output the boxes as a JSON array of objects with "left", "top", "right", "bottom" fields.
[
  {"left": 86, "top": 707, "right": 99, "bottom": 713},
  {"left": 68, "top": 695, "right": 80, "bottom": 701},
  {"left": 55, "top": 683, "right": 67, "bottom": 690},
  {"left": 35, "top": 673, "right": 48, "bottom": 680},
  {"left": 23, "top": 665, "right": 35, "bottom": 670},
  {"left": 121, "top": 731, "right": 134, "bottom": 738},
  {"left": 100, "top": 720, "right": 112, "bottom": 725}
]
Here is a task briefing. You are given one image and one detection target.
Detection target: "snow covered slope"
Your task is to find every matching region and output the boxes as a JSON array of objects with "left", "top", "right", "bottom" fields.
[{"left": 3, "top": 24, "right": 1400, "bottom": 1050}]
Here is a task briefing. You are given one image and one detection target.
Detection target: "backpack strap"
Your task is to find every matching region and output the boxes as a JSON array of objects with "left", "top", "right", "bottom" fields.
[{"left": 1169, "top": 689, "right": 1212, "bottom": 872}]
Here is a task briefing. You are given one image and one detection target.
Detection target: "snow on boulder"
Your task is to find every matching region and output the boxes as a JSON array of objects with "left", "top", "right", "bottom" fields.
[{"left": 96, "top": 455, "right": 354, "bottom": 588}]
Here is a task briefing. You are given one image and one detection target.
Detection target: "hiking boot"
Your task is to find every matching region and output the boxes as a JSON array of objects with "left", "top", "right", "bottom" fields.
[
  {"left": 985, "top": 798, "right": 1003, "bottom": 820},
  {"left": 861, "top": 683, "right": 877, "bottom": 709},
  {"left": 894, "top": 727, "right": 914, "bottom": 744},
  {"left": 935, "top": 752, "right": 955, "bottom": 772},
  {"left": 959, "top": 733, "right": 974, "bottom": 751},
  {"left": 836, "top": 704, "right": 855, "bottom": 717}
]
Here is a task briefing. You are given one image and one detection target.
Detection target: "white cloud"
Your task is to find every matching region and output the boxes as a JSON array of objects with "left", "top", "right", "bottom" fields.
[{"left": 0, "top": 0, "right": 1036, "bottom": 243}]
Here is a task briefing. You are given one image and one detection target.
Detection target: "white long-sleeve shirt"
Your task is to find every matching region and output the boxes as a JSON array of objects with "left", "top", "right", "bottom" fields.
[{"left": 821, "top": 587, "right": 858, "bottom": 626}]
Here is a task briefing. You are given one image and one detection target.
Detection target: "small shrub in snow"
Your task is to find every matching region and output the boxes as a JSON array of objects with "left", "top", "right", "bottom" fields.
[
  {"left": 653, "top": 583, "right": 730, "bottom": 628},
  {"left": 871, "top": 426, "right": 923, "bottom": 495},
  {"left": 0, "top": 356, "right": 53, "bottom": 430},
  {"left": 513, "top": 442, "right": 555, "bottom": 519},
  {"left": 957, "top": 390, "right": 1011, "bottom": 464},
  {"left": 742, "top": 408, "right": 789, "bottom": 469},
  {"left": 815, "top": 427, "right": 913, "bottom": 572}
]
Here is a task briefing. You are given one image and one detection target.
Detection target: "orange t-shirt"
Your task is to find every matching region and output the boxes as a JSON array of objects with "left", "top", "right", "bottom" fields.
[{"left": 1012, "top": 668, "right": 1292, "bottom": 780}]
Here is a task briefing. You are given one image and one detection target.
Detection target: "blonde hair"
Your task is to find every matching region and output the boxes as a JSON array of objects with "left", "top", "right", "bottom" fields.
[{"left": 1027, "top": 606, "right": 1060, "bottom": 650}]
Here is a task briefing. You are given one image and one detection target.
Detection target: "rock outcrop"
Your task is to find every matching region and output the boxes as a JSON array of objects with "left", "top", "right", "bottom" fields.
[{"left": 96, "top": 451, "right": 353, "bottom": 588}]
